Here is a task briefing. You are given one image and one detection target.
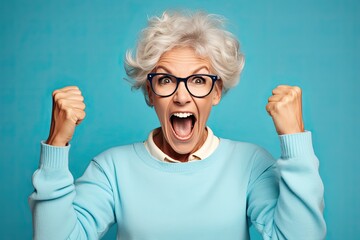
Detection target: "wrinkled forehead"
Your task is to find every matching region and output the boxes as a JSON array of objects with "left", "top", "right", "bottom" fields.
[{"left": 155, "top": 47, "right": 212, "bottom": 75}]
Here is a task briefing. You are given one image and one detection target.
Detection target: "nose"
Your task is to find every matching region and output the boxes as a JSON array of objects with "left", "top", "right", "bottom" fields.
[{"left": 173, "top": 82, "right": 192, "bottom": 105}]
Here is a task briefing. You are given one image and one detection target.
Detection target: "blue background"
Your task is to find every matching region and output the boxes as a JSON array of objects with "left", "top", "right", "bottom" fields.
[{"left": 1, "top": 0, "right": 359, "bottom": 239}]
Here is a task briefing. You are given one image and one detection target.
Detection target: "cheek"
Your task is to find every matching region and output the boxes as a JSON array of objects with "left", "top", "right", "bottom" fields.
[
  {"left": 198, "top": 101, "right": 213, "bottom": 123},
  {"left": 153, "top": 101, "right": 168, "bottom": 124}
]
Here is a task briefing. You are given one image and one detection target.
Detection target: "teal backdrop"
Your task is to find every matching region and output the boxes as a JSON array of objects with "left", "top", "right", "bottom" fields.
[{"left": 1, "top": 0, "right": 359, "bottom": 239}]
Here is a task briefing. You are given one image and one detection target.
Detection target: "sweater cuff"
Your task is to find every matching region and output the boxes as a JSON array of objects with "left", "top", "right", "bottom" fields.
[
  {"left": 279, "top": 131, "right": 315, "bottom": 159},
  {"left": 40, "top": 141, "right": 70, "bottom": 169}
]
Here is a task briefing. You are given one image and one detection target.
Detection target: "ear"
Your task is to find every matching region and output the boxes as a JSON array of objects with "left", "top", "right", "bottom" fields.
[
  {"left": 146, "top": 81, "right": 154, "bottom": 106},
  {"left": 212, "top": 80, "right": 223, "bottom": 106}
]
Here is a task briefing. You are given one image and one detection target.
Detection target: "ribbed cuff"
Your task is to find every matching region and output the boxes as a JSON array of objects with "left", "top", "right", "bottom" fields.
[
  {"left": 279, "top": 131, "right": 314, "bottom": 159},
  {"left": 40, "top": 141, "right": 70, "bottom": 169}
]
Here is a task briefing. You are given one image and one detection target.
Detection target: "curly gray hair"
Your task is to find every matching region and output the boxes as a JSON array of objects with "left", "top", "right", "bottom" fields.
[{"left": 125, "top": 10, "right": 245, "bottom": 105}]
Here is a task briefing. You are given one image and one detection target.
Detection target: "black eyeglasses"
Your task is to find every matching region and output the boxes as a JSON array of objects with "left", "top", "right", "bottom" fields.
[{"left": 147, "top": 73, "right": 220, "bottom": 98}]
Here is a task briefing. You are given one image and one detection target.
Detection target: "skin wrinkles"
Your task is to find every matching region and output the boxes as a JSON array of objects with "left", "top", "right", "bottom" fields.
[{"left": 146, "top": 47, "right": 222, "bottom": 162}]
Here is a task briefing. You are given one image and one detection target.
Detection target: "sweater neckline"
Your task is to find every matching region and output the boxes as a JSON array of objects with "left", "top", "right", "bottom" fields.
[{"left": 133, "top": 138, "right": 230, "bottom": 173}]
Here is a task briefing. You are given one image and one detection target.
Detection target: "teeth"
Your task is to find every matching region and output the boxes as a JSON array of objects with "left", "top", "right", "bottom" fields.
[{"left": 173, "top": 112, "right": 193, "bottom": 118}]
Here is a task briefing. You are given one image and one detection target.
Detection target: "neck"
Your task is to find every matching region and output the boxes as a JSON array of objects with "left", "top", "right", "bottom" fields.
[{"left": 153, "top": 127, "right": 208, "bottom": 162}]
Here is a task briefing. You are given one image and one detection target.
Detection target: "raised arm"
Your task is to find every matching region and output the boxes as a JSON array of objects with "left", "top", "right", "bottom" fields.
[
  {"left": 29, "top": 86, "right": 115, "bottom": 240},
  {"left": 247, "top": 86, "right": 326, "bottom": 239}
]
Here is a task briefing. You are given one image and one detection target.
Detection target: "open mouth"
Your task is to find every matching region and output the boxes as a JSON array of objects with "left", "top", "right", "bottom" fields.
[{"left": 170, "top": 112, "right": 196, "bottom": 140}]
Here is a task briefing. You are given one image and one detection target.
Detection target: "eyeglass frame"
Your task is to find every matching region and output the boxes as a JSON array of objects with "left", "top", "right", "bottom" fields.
[{"left": 147, "top": 73, "right": 220, "bottom": 98}]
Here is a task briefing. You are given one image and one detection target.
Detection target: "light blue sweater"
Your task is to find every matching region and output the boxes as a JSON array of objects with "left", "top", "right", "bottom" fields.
[{"left": 29, "top": 131, "right": 326, "bottom": 239}]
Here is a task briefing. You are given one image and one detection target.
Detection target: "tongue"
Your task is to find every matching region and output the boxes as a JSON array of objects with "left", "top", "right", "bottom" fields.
[{"left": 172, "top": 117, "right": 193, "bottom": 138}]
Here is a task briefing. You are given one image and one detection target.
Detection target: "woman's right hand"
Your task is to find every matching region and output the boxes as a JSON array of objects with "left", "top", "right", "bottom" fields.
[{"left": 46, "top": 86, "right": 86, "bottom": 146}]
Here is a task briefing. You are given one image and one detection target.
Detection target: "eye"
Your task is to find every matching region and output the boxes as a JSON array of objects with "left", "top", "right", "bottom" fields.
[
  {"left": 158, "top": 76, "right": 174, "bottom": 85},
  {"left": 191, "top": 76, "right": 206, "bottom": 85}
]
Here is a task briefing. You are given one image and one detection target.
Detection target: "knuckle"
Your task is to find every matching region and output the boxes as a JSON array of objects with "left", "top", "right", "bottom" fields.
[
  {"left": 273, "top": 103, "right": 281, "bottom": 112},
  {"left": 72, "top": 86, "right": 81, "bottom": 92},
  {"left": 52, "top": 90, "right": 61, "bottom": 100},
  {"left": 68, "top": 86, "right": 79, "bottom": 91},
  {"left": 266, "top": 106, "right": 271, "bottom": 114},
  {"left": 282, "top": 95, "right": 290, "bottom": 102},
  {"left": 53, "top": 94, "right": 61, "bottom": 102},
  {"left": 79, "top": 102, "right": 85, "bottom": 110},
  {"left": 64, "top": 108, "right": 75, "bottom": 119},
  {"left": 266, "top": 103, "right": 274, "bottom": 112},
  {"left": 57, "top": 98, "right": 64, "bottom": 107},
  {"left": 288, "top": 89, "right": 297, "bottom": 98},
  {"left": 293, "top": 86, "right": 302, "bottom": 94}
]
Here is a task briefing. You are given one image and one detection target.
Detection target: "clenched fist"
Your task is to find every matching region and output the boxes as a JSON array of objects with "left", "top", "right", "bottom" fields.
[
  {"left": 266, "top": 85, "right": 304, "bottom": 135},
  {"left": 46, "top": 86, "right": 86, "bottom": 146}
]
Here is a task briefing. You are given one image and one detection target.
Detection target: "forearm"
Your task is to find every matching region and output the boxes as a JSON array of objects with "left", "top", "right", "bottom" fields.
[
  {"left": 247, "top": 132, "right": 326, "bottom": 240},
  {"left": 30, "top": 141, "right": 116, "bottom": 239},
  {"left": 272, "top": 131, "right": 326, "bottom": 239},
  {"left": 29, "top": 142, "right": 85, "bottom": 239}
]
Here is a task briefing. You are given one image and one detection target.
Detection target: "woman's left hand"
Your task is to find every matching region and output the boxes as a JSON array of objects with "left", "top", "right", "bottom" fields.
[{"left": 266, "top": 85, "right": 305, "bottom": 135}]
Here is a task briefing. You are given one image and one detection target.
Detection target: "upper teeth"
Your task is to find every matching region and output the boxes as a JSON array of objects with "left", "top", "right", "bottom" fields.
[{"left": 173, "top": 112, "right": 193, "bottom": 118}]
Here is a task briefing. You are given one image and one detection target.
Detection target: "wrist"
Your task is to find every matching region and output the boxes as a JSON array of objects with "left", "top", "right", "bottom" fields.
[{"left": 46, "top": 136, "right": 68, "bottom": 146}]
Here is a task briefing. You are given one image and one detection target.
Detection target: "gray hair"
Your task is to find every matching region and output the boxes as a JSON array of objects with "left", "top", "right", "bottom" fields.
[{"left": 124, "top": 10, "right": 245, "bottom": 105}]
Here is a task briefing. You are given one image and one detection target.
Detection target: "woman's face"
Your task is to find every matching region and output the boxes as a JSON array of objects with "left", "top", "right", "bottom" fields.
[{"left": 147, "top": 47, "right": 222, "bottom": 161}]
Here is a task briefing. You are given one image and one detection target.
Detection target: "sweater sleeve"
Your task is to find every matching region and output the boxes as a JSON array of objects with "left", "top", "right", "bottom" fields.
[
  {"left": 246, "top": 131, "right": 326, "bottom": 240},
  {"left": 29, "top": 142, "right": 115, "bottom": 240}
]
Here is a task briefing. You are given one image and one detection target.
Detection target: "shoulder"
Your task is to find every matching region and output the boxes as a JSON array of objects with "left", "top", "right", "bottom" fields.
[
  {"left": 220, "top": 138, "right": 275, "bottom": 171},
  {"left": 220, "top": 138, "right": 273, "bottom": 159},
  {"left": 97, "top": 143, "right": 139, "bottom": 156},
  {"left": 92, "top": 142, "right": 143, "bottom": 168}
]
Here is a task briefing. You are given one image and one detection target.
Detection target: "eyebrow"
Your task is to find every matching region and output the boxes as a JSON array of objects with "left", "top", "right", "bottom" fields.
[{"left": 155, "top": 66, "right": 210, "bottom": 75}]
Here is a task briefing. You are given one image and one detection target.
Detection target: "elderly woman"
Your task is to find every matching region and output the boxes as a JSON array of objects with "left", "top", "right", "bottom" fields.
[{"left": 30, "top": 11, "right": 326, "bottom": 240}]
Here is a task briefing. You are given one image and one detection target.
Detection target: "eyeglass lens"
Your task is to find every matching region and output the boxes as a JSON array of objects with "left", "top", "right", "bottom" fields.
[{"left": 151, "top": 74, "right": 213, "bottom": 97}]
